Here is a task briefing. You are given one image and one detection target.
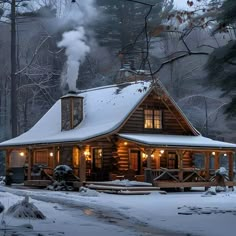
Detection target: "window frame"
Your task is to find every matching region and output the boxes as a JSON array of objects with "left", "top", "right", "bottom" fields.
[
  {"left": 144, "top": 108, "right": 162, "bottom": 129},
  {"left": 92, "top": 148, "right": 103, "bottom": 170},
  {"left": 34, "top": 149, "right": 49, "bottom": 166}
]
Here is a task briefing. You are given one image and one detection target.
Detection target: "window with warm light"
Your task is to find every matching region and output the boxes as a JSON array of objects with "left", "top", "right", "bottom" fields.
[
  {"left": 144, "top": 109, "right": 162, "bottom": 129},
  {"left": 92, "top": 148, "right": 103, "bottom": 169}
]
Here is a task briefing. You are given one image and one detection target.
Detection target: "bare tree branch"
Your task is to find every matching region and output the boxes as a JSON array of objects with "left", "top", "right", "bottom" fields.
[
  {"left": 15, "top": 35, "right": 51, "bottom": 75},
  {"left": 197, "top": 44, "right": 217, "bottom": 49},
  {"left": 151, "top": 51, "right": 209, "bottom": 75}
]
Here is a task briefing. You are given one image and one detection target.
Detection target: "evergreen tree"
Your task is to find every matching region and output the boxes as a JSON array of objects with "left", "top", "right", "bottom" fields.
[
  {"left": 206, "top": 0, "right": 236, "bottom": 116},
  {"left": 95, "top": 0, "right": 174, "bottom": 70}
]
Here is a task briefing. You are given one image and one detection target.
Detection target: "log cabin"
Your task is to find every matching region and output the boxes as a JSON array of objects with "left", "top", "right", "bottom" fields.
[{"left": 0, "top": 79, "right": 236, "bottom": 189}]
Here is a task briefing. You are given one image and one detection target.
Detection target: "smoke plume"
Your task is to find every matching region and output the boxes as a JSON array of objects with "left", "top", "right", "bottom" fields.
[
  {"left": 58, "top": 27, "right": 90, "bottom": 91},
  {"left": 57, "top": 0, "right": 97, "bottom": 92}
]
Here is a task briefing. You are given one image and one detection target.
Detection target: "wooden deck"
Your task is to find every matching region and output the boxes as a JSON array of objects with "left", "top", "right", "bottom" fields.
[
  {"left": 86, "top": 183, "right": 166, "bottom": 195},
  {"left": 24, "top": 180, "right": 52, "bottom": 187},
  {"left": 24, "top": 180, "right": 81, "bottom": 189},
  {"left": 151, "top": 168, "right": 236, "bottom": 188},
  {"left": 153, "top": 181, "right": 236, "bottom": 188}
]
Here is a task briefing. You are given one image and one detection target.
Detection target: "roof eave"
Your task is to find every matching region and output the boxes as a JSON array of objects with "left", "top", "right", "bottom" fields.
[{"left": 117, "top": 136, "right": 236, "bottom": 151}]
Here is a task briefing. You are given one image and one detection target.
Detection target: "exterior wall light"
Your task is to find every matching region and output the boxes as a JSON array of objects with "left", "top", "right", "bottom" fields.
[
  {"left": 160, "top": 150, "right": 164, "bottom": 154},
  {"left": 84, "top": 151, "right": 90, "bottom": 156},
  {"left": 20, "top": 152, "right": 25, "bottom": 157},
  {"left": 49, "top": 152, "right": 54, "bottom": 157},
  {"left": 142, "top": 153, "right": 147, "bottom": 159},
  {"left": 212, "top": 151, "right": 215, "bottom": 155}
]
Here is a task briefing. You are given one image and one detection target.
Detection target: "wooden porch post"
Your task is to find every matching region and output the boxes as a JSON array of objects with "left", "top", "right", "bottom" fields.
[
  {"left": 204, "top": 152, "right": 210, "bottom": 181},
  {"left": 146, "top": 149, "right": 152, "bottom": 169},
  {"left": 155, "top": 150, "right": 160, "bottom": 169},
  {"left": 228, "top": 152, "right": 234, "bottom": 181},
  {"left": 214, "top": 152, "right": 220, "bottom": 170},
  {"left": 177, "top": 150, "right": 183, "bottom": 182},
  {"left": 27, "top": 147, "right": 32, "bottom": 181},
  {"left": 5, "top": 149, "right": 11, "bottom": 172},
  {"left": 144, "top": 148, "right": 153, "bottom": 183},
  {"left": 79, "top": 146, "right": 86, "bottom": 183},
  {"left": 56, "top": 147, "right": 60, "bottom": 166},
  {"left": 52, "top": 146, "right": 56, "bottom": 169}
]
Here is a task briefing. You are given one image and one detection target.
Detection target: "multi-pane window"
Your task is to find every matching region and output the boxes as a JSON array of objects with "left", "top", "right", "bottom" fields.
[
  {"left": 144, "top": 109, "right": 162, "bottom": 129},
  {"left": 34, "top": 150, "right": 48, "bottom": 166},
  {"left": 92, "top": 148, "right": 103, "bottom": 169}
]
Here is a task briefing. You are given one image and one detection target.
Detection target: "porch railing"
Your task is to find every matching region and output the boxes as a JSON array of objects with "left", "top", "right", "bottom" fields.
[{"left": 151, "top": 168, "right": 214, "bottom": 183}]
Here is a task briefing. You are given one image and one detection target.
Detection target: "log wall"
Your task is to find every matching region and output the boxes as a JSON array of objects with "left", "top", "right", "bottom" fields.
[{"left": 119, "top": 92, "right": 194, "bottom": 135}]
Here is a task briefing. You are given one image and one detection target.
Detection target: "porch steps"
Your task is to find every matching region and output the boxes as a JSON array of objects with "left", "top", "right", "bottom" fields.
[{"left": 86, "top": 183, "right": 167, "bottom": 195}]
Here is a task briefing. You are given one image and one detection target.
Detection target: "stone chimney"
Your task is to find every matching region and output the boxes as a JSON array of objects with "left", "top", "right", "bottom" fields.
[{"left": 61, "top": 92, "right": 83, "bottom": 131}]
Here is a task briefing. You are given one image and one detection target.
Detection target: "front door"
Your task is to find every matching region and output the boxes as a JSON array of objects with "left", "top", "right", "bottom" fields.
[
  {"left": 168, "top": 152, "right": 178, "bottom": 169},
  {"left": 129, "top": 150, "right": 141, "bottom": 174}
]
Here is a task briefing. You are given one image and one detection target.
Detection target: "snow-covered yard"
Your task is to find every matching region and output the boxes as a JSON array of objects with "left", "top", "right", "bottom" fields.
[{"left": 0, "top": 185, "right": 235, "bottom": 236}]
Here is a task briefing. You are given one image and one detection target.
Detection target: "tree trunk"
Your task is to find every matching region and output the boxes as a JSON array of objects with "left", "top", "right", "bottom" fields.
[{"left": 11, "top": 0, "right": 17, "bottom": 137}]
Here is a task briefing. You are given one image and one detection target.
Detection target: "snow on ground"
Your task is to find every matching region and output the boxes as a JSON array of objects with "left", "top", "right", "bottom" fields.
[{"left": 0, "top": 185, "right": 236, "bottom": 236}]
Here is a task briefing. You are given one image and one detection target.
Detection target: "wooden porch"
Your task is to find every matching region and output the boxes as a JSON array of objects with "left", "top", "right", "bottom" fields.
[{"left": 150, "top": 167, "right": 235, "bottom": 188}]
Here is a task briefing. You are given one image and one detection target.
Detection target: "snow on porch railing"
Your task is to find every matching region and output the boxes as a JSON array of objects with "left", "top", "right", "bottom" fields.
[{"left": 151, "top": 168, "right": 208, "bottom": 182}]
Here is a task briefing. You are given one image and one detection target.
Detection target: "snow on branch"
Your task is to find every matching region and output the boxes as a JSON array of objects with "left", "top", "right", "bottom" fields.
[{"left": 6, "top": 196, "right": 45, "bottom": 219}]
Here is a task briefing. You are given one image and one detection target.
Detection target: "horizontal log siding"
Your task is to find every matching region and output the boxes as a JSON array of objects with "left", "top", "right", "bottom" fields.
[
  {"left": 116, "top": 142, "right": 129, "bottom": 170},
  {"left": 120, "top": 92, "right": 191, "bottom": 135},
  {"left": 162, "top": 96, "right": 194, "bottom": 135},
  {"left": 182, "top": 151, "right": 193, "bottom": 168},
  {"left": 88, "top": 138, "right": 114, "bottom": 173}
]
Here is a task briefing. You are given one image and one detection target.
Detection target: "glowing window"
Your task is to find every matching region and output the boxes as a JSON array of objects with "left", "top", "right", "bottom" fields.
[
  {"left": 144, "top": 109, "right": 162, "bottom": 129},
  {"left": 92, "top": 148, "right": 103, "bottom": 169}
]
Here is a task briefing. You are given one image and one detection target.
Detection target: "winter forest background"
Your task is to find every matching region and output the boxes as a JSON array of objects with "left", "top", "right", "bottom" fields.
[{"left": 0, "top": 0, "right": 236, "bottom": 150}]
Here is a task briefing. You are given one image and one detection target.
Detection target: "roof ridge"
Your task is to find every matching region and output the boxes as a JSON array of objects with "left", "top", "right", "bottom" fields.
[{"left": 77, "top": 80, "right": 151, "bottom": 94}]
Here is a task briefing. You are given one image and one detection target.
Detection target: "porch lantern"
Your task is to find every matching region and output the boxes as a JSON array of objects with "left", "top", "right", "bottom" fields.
[
  {"left": 160, "top": 150, "right": 164, "bottom": 154},
  {"left": 212, "top": 151, "right": 216, "bottom": 155},
  {"left": 19, "top": 152, "right": 25, "bottom": 157},
  {"left": 84, "top": 151, "right": 91, "bottom": 161},
  {"left": 84, "top": 151, "right": 90, "bottom": 156},
  {"left": 49, "top": 152, "right": 54, "bottom": 157},
  {"left": 142, "top": 153, "right": 147, "bottom": 160}
]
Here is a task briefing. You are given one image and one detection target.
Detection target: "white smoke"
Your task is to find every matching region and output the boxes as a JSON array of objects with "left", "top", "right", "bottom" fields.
[
  {"left": 57, "top": 0, "right": 98, "bottom": 91},
  {"left": 58, "top": 27, "right": 90, "bottom": 91}
]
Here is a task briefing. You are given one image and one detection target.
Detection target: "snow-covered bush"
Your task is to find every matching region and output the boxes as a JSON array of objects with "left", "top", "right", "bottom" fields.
[
  {"left": 215, "top": 186, "right": 227, "bottom": 192},
  {"left": 46, "top": 165, "right": 75, "bottom": 191},
  {"left": 47, "top": 180, "right": 74, "bottom": 191},
  {"left": 0, "top": 176, "right": 5, "bottom": 185},
  {"left": 202, "top": 187, "right": 216, "bottom": 197},
  {"left": 215, "top": 167, "right": 227, "bottom": 176},
  {"left": 6, "top": 196, "right": 45, "bottom": 219},
  {"left": 54, "top": 165, "right": 73, "bottom": 181},
  {"left": 79, "top": 187, "right": 99, "bottom": 197}
]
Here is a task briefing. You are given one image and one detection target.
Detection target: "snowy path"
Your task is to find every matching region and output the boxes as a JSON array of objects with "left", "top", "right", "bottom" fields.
[
  {"left": 0, "top": 186, "right": 182, "bottom": 236},
  {"left": 1, "top": 185, "right": 236, "bottom": 236}
]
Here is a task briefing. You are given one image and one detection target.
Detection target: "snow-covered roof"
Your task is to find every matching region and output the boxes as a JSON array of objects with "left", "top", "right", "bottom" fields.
[
  {"left": 0, "top": 81, "right": 151, "bottom": 147},
  {"left": 118, "top": 134, "right": 236, "bottom": 149}
]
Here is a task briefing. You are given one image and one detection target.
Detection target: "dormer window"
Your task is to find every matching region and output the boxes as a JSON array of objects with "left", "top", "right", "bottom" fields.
[{"left": 144, "top": 109, "right": 162, "bottom": 129}]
